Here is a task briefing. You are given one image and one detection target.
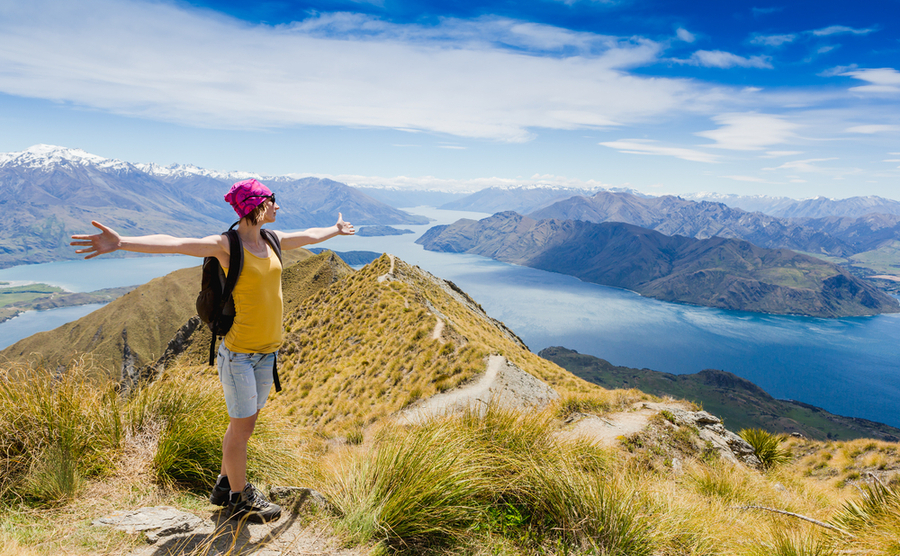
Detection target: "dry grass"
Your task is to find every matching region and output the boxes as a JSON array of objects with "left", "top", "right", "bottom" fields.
[{"left": 270, "top": 256, "right": 612, "bottom": 437}]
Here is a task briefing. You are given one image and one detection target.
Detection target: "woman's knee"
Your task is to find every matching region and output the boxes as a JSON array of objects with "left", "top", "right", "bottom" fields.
[{"left": 227, "top": 413, "right": 258, "bottom": 443}]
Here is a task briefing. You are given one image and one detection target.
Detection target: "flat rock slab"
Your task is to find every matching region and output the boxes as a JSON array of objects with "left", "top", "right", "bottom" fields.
[{"left": 93, "top": 506, "right": 207, "bottom": 543}]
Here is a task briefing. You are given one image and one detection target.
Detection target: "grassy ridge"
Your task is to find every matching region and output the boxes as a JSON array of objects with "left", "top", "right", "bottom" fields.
[{"left": 270, "top": 255, "right": 602, "bottom": 436}]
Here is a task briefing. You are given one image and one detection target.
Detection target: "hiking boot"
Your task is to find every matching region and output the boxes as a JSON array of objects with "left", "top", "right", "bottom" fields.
[
  {"left": 209, "top": 475, "right": 230, "bottom": 507},
  {"left": 228, "top": 483, "right": 282, "bottom": 523}
]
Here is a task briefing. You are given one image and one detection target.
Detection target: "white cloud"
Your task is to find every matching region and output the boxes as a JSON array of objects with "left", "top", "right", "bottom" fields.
[
  {"left": 842, "top": 68, "right": 900, "bottom": 95},
  {"left": 599, "top": 139, "right": 719, "bottom": 163},
  {"left": 696, "top": 113, "right": 799, "bottom": 151},
  {"left": 763, "top": 150, "right": 804, "bottom": 157},
  {"left": 845, "top": 125, "right": 900, "bottom": 134},
  {"left": 750, "top": 34, "right": 796, "bottom": 47},
  {"left": 676, "top": 28, "right": 695, "bottom": 43},
  {"left": 812, "top": 25, "right": 875, "bottom": 37},
  {"left": 764, "top": 158, "right": 838, "bottom": 173},
  {"left": 0, "top": 0, "right": 710, "bottom": 142},
  {"left": 676, "top": 50, "right": 772, "bottom": 69},
  {"left": 721, "top": 175, "right": 771, "bottom": 183}
]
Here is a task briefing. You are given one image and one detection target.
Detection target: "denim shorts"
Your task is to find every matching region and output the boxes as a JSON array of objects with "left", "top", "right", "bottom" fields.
[{"left": 217, "top": 343, "right": 276, "bottom": 419}]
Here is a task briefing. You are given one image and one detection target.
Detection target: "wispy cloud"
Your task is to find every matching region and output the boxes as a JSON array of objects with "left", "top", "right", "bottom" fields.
[
  {"left": 675, "top": 50, "right": 772, "bottom": 69},
  {"left": 599, "top": 139, "right": 719, "bottom": 163},
  {"left": 812, "top": 25, "right": 876, "bottom": 37},
  {"left": 845, "top": 125, "right": 900, "bottom": 134},
  {"left": 752, "top": 7, "right": 784, "bottom": 17},
  {"left": 841, "top": 68, "right": 900, "bottom": 95},
  {"left": 764, "top": 157, "right": 839, "bottom": 173},
  {"left": 750, "top": 34, "right": 796, "bottom": 47},
  {"left": 763, "top": 150, "right": 804, "bottom": 157},
  {"left": 676, "top": 28, "right": 696, "bottom": 43},
  {"left": 696, "top": 113, "right": 799, "bottom": 151},
  {"left": 721, "top": 175, "right": 772, "bottom": 183}
]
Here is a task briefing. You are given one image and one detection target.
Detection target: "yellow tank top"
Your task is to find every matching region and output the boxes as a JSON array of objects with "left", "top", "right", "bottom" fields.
[{"left": 223, "top": 247, "right": 283, "bottom": 354}]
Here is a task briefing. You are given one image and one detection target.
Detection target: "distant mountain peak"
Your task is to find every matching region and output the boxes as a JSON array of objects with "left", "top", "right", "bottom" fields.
[
  {"left": 0, "top": 144, "right": 132, "bottom": 171},
  {"left": 135, "top": 161, "right": 263, "bottom": 182}
]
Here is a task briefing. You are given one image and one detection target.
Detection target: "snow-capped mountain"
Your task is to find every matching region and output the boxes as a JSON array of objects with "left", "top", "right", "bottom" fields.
[
  {"left": 0, "top": 144, "right": 134, "bottom": 172},
  {"left": 682, "top": 191, "right": 900, "bottom": 218},
  {"left": 0, "top": 144, "right": 427, "bottom": 267},
  {"left": 135, "top": 161, "right": 264, "bottom": 182}
]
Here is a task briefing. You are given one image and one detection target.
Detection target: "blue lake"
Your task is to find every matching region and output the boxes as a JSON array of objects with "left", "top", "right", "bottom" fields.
[{"left": 1, "top": 206, "right": 898, "bottom": 427}]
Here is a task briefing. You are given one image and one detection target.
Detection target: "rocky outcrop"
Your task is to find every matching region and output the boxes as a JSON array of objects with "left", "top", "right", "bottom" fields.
[{"left": 664, "top": 408, "right": 762, "bottom": 468}]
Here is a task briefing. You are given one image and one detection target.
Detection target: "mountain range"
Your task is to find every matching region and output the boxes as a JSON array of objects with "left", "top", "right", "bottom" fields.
[
  {"left": 438, "top": 185, "right": 647, "bottom": 215},
  {"left": 416, "top": 211, "right": 899, "bottom": 317},
  {"left": 529, "top": 191, "right": 900, "bottom": 259},
  {"left": 0, "top": 145, "right": 427, "bottom": 268},
  {"left": 682, "top": 192, "right": 900, "bottom": 218}
]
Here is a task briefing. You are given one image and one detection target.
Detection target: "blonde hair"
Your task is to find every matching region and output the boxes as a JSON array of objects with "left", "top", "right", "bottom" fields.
[{"left": 244, "top": 201, "right": 267, "bottom": 226}]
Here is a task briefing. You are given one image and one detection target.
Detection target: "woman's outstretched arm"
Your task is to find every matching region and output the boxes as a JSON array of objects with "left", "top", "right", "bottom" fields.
[
  {"left": 276, "top": 213, "right": 355, "bottom": 251},
  {"left": 71, "top": 221, "right": 227, "bottom": 260}
]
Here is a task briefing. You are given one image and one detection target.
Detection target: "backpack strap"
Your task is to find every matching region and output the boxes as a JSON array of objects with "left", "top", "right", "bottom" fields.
[
  {"left": 260, "top": 228, "right": 283, "bottom": 264},
  {"left": 260, "top": 228, "right": 283, "bottom": 392},
  {"left": 208, "top": 229, "right": 243, "bottom": 365}
]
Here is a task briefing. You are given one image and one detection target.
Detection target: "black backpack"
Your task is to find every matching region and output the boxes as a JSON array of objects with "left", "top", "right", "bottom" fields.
[{"left": 196, "top": 226, "right": 283, "bottom": 390}]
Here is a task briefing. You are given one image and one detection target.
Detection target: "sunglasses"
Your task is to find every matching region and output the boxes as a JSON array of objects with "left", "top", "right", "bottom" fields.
[{"left": 246, "top": 194, "right": 276, "bottom": 205}]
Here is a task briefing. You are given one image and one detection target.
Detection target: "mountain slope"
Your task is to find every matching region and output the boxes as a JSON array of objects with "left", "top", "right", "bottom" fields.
[
  {"left": 530, "top": 191, "right": 858, "bottom": 256},
  {"left": 540, "top": 346, "right": 900, "bottom": 442},
  {"left": 0, "top": 247, "right": 315, "bottom": 381},
  {"left": 416, "top": 211, "right": 899, "bottom": 317},
  {"left": 0, "top": 145, "right": 426, "bottom": 267}
]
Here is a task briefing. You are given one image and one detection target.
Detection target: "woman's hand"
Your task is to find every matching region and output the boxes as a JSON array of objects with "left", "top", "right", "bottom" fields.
[
  {"left": 336, "top": 213, "right": 355, "bottom": 236},
  {"left": 70, "top": 221, "right": 121, "bottom": 259}
]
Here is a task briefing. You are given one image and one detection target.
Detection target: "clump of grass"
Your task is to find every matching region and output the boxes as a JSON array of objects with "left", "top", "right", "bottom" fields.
[
  {"left": 688, "top": 461, "right": 760, "bottom": 504},
  {"left": 747, "top": 529, "right": 837, "bottom": 556},
  {"left": 0, "top": 363, "right": 121, "bottom": 505},
  {"left": 126, "top": 372, "right": 226, "bottom": 488},
  {"left": 830, "top": 479, "right": 900, "bottom": 537},
  {"left": 323, "top": 422, "right": 489, "bottom": 547},
  {"left": 320, "top": 403, "right": 652, "bottom": 554},
  {"left": 555, "top": 390, "right": 646, "bottom": 420},
  {"left": 740, "top": 428, "right": 792, "bottom": 470}
]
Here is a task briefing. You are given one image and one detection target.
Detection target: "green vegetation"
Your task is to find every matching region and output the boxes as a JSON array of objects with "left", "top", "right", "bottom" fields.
[
  {"left": 740, "top": 428, "right": 792, "bottom": 470},
  {"left": 0, "top": 283, "right": 65, "bottom": 306},
  {"left": 850, "top": 241, "right": 900, "bottom": 276}
]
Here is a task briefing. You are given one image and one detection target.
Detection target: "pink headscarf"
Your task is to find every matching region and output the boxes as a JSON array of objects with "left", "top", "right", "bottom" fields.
[{"left": 224, "top": 179, "right": 272, "bottom": 218}]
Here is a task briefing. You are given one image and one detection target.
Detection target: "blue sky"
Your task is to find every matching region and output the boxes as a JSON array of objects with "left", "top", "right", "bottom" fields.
[{"left": 0, "top": 0, "right": 898, "bottom": 198}]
